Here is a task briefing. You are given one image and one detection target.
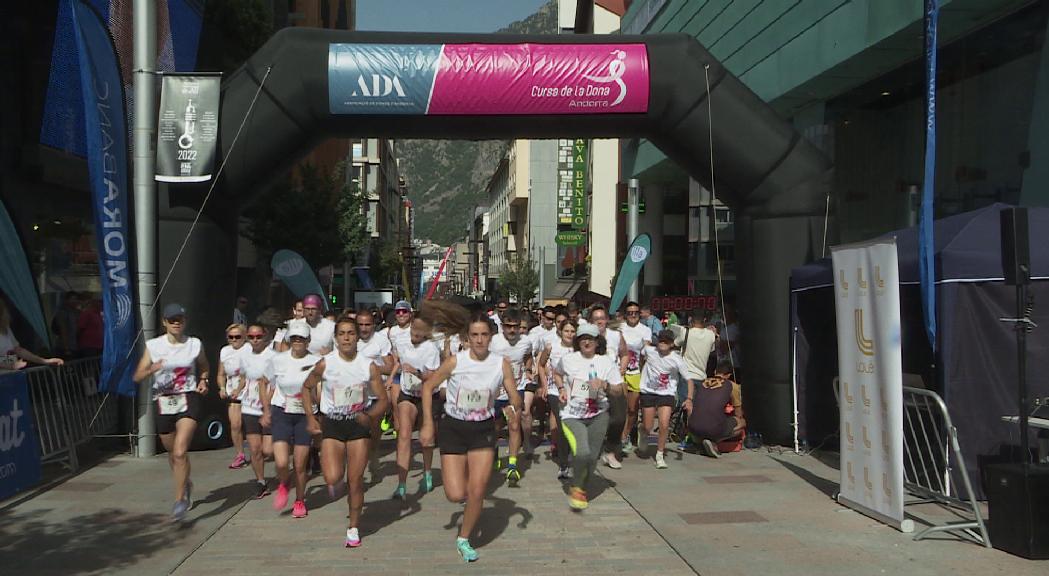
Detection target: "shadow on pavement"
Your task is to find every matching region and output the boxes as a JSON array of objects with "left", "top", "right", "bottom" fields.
[
  {"left": 772, "top": 456, "right": 839, "bottom": 498},
  {"left": 442, "top": 494, "right": 533, "bottom": 549},
  {"left": 185, "top": 480, "right": 257, "bottom": 525},
  {"left": 0, "top": 508, "right": 192, "bottom": 575}
]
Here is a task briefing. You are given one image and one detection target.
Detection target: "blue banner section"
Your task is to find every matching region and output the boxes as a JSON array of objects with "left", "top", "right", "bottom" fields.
[
  {"left": 0, "top": 202, "right": 50, "bottom": 348},
  {"left": 271, "top": 250, "right": 330, "bottom": 311},
  {"left": 0, "top": 371, "right": 41, "bottom": 501},
  {"left": 921, "top": 0, "right": 938, "bottom": 352},
  {"left": 329, "top": 44, "right": 441, "bottom": 114},
  {"left": 71, "top": 0, "right": 136, "bottom": 395},
  {"left": 608, "top": 233, "right": 652, "bottom": 314}
]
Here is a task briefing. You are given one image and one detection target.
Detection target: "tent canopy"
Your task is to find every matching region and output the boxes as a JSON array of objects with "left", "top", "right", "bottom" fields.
[{"left": 791, "top": 203, "right": 1049, "bottom": 291}]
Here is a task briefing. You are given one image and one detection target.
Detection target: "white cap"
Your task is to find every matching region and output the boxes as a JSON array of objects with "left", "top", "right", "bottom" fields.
[
  {"left": 576, "top": 324, "right": 600, "bottom": 339},
  {"left": 286, "top": 320, "right": 311, "bottom": 340}
]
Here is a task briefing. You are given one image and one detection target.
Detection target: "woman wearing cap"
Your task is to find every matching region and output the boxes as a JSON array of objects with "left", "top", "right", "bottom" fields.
[
  {"left": 241, "top": 323, "right": 276, "bottom": 499},
  {"left": 132, "top": 303, "right": 209, "bottom": 520},
  {"left": 419, "top": 302, "right": 521, "bottom": 563},
  {"left": 302, "top": 317, "right": 388, "bottom": 547},
  {"left": 639, "top": 329, "right": 690, "bottom": 469},
  {"left": 390, "top": 315, "right": 442, "bottom": 498},
  {"left": 218, "top": 323, "right": 251, "bottom": 470},
  {"left": 262, "top": 321, "right": 320, "bottom": 518},
  {"left": 537, "top": 319, "right": 577, "bottom": 480},
  {"left": 553, "top": 323, "right": 624, "bottom": 510},
  {"left": 619, "top": 301, "right": 653, "bottom": 454},
  {"left": 384, "top": 300, "right": 414, "bottom": 433}
]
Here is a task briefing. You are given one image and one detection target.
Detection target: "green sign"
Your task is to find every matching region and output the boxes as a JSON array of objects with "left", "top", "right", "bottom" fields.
[
  {"left": 555, "top": 230, "right": 587, "bottom": 246},
  {"left": 571, "top": 139, "right": 589, "bottom": 230}
]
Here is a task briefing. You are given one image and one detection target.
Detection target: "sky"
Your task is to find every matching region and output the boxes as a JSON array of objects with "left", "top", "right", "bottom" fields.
[{"left": 356, "top": 0, "right": 553, "bottom": 33}]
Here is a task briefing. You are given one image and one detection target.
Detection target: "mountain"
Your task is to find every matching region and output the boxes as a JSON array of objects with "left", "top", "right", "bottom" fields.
[{"left": 398, "top": 0, "right": 558, "bottom": 245}]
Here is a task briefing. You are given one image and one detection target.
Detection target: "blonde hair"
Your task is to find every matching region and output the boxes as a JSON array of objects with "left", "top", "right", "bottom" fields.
[
  {"left": 418, "top": 300, "right": 470, "bottom": 340},
  {"left": 225, "top": 323, "right": 247, "bottom": 335}
]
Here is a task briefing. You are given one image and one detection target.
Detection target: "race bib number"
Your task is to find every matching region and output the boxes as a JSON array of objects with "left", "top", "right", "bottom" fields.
[
  {"left": 336, "top": 385, "right": 365, "bottom": 413},
  {"left": 657, "top": 373, "right": 672, "bottom": 390},
  {"left": 570, "top": 378, "right": 594, "bottom": 401},
  {"left": 401, "top": 371, "right": 422, "bottom": 394},
  {"left": 157, "top": 394, "right": 188, "bottom": 415},
  {"left": 456, "top": 387, "right": 490, "bottom": 412},
  {"left": 627, "top": 351, "right": 639, "bottom": 371},
  {"left": 286, "top": 394, "right": 304, "bottom": 413}
]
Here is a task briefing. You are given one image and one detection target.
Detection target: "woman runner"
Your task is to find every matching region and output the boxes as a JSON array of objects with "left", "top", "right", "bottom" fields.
[
  {"left": 391, "top": 316, "right": 442, "bottom": 498},
  {"left": 553, "top": 323, "right": 624, "bottom": 510},
  {"left": 419, "top": 303, "right": 521, "bottom": 563},
  {"left": 262, "top": 322, "right": 319, "bottom": 518},
  {"left": 619, "top": 301, "right": 653, "bottom": 453},
  {"left": 217, "top": 323, "right": 251, "bottom": 470},
  {"left": 638, "top": 329, "right": 690, "bottom": 468},
  {"left": 132, "top": 303, "right": 210, "bottom": 520},
  {"left": 537, "top": 319, "right": 577, "bottom": 479},
  {"left": 303, "top": 318, "right": 388, "bottom": 547},
  {"left": 241, "top": 323, "right": 277, "bottom": 498}
]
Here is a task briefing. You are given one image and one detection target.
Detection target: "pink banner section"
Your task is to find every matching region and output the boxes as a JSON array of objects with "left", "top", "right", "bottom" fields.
[{"left": 427, "top": 44, "right": 649, "bottom": 115}]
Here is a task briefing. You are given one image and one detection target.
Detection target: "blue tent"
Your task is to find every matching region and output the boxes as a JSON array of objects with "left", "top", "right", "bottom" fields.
[{"left": 790, "top": 203, "right": 1049, "bottom": 498}]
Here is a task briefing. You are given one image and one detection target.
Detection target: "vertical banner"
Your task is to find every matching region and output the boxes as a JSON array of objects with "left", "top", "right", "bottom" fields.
[
  {"left": 608, "top": 233, "right": 652, "bottom": 314},
  {"left": 71, "top": 0, "right": 136, "bottom": 396},
  {"left": 920, "top": 0, "right": 938, "bottom": 352},
  {"left": 833, "top": 240, "right": 911, "bottom": 532},
  {"left": 155, "top": 75, "right": 220, "bottom": 183},
  {"left": 0, "top": 372, "right": 41, "bottom": 500},
  {"left": 271, "top": 250, "right": 330, "bottom": 312},
  {"left": 571, "top": 139, "right": 590, "bottom": 231}
]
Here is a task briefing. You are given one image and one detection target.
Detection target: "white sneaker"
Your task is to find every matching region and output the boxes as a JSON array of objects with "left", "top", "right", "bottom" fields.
[
  {"left": 637, "top": 430, "right": 649, "bottom": 455},
  {"left": 701, "top": 439, "right": 721, "bottom": 459},
  {"left": 602, "top": 452, "right": 622, "bottom": 469},
  {"left": 655, "top": 451, "right": 668, "bottom": 469}
]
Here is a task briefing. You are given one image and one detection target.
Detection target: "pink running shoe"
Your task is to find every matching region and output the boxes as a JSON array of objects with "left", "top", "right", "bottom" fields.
[
  {"left": 292, "top": 499, "right": 308, "bottom": 519},
  {"left": 228, "top": 453, "right": 247, "bottom": 469},
  {"left": 345, "top": 527, "right": 361, "bottom": 548},
  {"left": 273, "top": 483, "right": 289, "bottom": 511}
]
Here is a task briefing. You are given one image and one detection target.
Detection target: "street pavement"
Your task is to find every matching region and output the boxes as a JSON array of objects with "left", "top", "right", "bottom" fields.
[{"left": 1, "top": 436, "right": 1046, "bottom": 575}]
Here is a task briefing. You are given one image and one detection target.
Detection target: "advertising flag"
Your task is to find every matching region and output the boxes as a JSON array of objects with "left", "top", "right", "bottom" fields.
[
  {"left": 271, "top": 250, "right": 330, "bottom": 311},
  {"left": 608, "top": 233, "right": 651, "bottom": 314},
  {"left": 71, "top": 0, "right": 136, "bottom": 396},
  {"left": 156, "top": 75, "right": 220, "bottom": 183}
]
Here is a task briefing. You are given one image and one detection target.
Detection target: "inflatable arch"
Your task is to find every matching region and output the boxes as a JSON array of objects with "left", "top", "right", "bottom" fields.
[{"left": 218, "top": 29, "right": 832, "bottom": 442}]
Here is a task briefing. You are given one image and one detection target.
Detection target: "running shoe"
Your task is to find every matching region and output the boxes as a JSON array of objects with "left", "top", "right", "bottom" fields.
[
  {"left": 273, "top": 482, "right": 289, "bottom": 511},
  {"left": 421, "top": 471, "right": 434, "bottom": 493},
  {"left": 229, "top": 452, "right": 247, "bottom": 469},
  {"left": 380, "top": 415, "right": 393, "bottom": 434},
  {"left": 677, "top": 439, "right": 691, "bottom": 451},
  {"left": 393, "top": 484, "right": 406, "bottom": 500},
  {"left": 601, "top": 452, "right": 622, "bottom": 469},
  {"left": 655, "top": 451, "right": 668, "bottom": 469},
  {"left": 621, "top": 440, "right": 636, "bottom": 454},
  {"left": 701, "top": 439, "right": 721, "bottom": 459},
  {"left": 171, "top": 498, "right": 190, "bottom": 521},
  {"left": 254, "top": 480, "right": 271, "bottom": 499},
  {"left": 456, "top": 538, "right": 479, "bottom": 562},
  {"left": 637, "top": 430, "right": 649, "bottom": 455},
  {"left": 569, "top": 487, "right": 588, "bottom": 511},
  {"left": 345, "top": 527, "right": 361, "bottom": 548},
  {"left": 505, "top": 464, "right": 521, "bottom": 486},
  {"left": 292, "top": 499, "right": 308, "bottom": 518},
  {"left": 556, "top": 466, "right": 569, "bottom": 480},
  {"left": 564, "top": 468, "right": 573, "bottom": 480}
]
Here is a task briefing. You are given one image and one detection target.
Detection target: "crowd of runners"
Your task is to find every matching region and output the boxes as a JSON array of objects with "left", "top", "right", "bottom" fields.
[{"left": 132, "top": 295, "right": 745, "bottom": 563}]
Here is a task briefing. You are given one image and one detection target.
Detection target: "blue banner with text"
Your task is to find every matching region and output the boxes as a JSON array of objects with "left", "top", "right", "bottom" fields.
[{"left": 0, "top": 371, "right": 41, "bottom": 501}]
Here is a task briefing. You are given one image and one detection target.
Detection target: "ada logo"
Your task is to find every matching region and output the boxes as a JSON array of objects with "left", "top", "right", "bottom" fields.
[
  {"left": 351, "top": 74, "right": 406, "bottom": 98},
  {"left": 329, "top": 44, "right": 441, "bottom": 115}
]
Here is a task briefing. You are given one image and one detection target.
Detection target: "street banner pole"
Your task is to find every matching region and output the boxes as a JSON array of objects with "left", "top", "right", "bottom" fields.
[{"left": 627, "top": 178, "right": 640, "bottom": 303}]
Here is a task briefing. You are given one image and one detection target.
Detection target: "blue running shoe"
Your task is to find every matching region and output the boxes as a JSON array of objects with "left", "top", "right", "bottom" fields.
[{"left": 456, "top": 537, "right": 478, "bottom": 562}]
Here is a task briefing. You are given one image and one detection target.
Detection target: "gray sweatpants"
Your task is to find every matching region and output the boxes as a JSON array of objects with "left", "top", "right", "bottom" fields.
[{"left": 562, "top": 411, "right": 610, "bottom": 491}]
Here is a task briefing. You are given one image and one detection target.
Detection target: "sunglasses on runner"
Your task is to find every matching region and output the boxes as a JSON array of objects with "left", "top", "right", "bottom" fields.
[
  {"left": 227, "top": 334, "right": 244, "bottom": 340},
  {"left": 247, "top": 334, "right": 266, "bottom": 340}
]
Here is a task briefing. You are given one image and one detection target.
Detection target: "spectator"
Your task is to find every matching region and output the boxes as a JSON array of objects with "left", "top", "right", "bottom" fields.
[
  {"left": 685, "top": 360, "right": 745, "bottom": 458},
  {"left": 51, "top": 291, "right": 81, "bottom": 357},
  {"left": 639, "top": 305, "right": 662, "bottom": 334},
  {"left": 0, "top": 298, "right": 63, "bottom": 370},
  {"left": 490, "top": 298, "right": 509, "bottom": 328},
  {"left": 76, "top": 298, "right": 104, "bottom": 357},
  {"left": 233, "top": 296, "right": 249, "bottom": 326},
  {"left": 673, "top": 309, "right": 717, "bottom": 383}
]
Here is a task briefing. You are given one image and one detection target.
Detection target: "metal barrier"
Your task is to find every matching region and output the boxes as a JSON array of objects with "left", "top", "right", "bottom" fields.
[
  {"left": 902, "top": 386, "right": 990, "bottom": 547},
  {"left": 24, "top": 357, "right": 119, "bottom": 472}
]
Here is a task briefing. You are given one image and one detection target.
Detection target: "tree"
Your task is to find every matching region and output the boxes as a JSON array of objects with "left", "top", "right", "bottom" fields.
[
  {"left": 370, "top": 242, "right": 403, "bottom": 288},
  {"left": 499, "top": 251, "right": 540, "bottom": 305},
  {"left": 243, "top": 163, "right": 368, "bottom": 270}
]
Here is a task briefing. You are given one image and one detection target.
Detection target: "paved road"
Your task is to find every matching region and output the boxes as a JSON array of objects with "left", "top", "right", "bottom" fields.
[{"left": 2, "top": 437, "right": 1046, "bottom": 575}]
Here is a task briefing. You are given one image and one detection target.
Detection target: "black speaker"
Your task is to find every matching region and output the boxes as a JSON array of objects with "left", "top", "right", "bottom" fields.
[
  {"left": 984, "top": 463, "right": 1049, "bottom": 559},
  {"left": 1001, "top": 207, "right": 1031, "bottom": 286}
]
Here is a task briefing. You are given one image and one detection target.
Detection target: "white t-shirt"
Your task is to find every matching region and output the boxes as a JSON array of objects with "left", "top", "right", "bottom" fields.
[
  {"left": 640, "top": 346, "right": 690, "bottom": 397},
  {"left": 528, "top": 325, "right": 556, "bottom": 356},
  {"left": 490, "top": 333, "right": 534, "bottom": 395},
  {"left": 543, "top": 340, "right": 574, "bottom": 396},
  {"left": 432, "top": 331, "right": 462, "bottom": 359},
  {"left": 220, "top": 344, "right": 252, "bottom": 398},
  {"left": 145, "top": 335, "right": 202, "bottom": 398},
  {"left": 601, "top": 328, "right": 625, "bottom": 364},
  {"left": 358, "top": 333, "right": 392, "bottom": 367},
  {"left": 319, "top": 351, "right": 372, "bottom": 419},
  {"left": 270, "top": 351, "right": 320, "bottom": 414},
  {"left": 444, "top": 350, "right": 505, "bottom": 422},
  {"left": 555, "top": 352, "right": 623, "bottom": 420},
  {"left": 272, "top": 327, "right": 287, "bottom": 350},
  {"left": 240, "top": 348, "right": 276, "bottom": 416},
  {"left": 395, "top": 339, "right": 441, "bottom": 397},
  {"left": 307, "top": 318, "right": 336, "bottom": 355},
  {"left": 387, "top": 324, "right": 412, "bottom": 351},
  {"left": 620, "top": 322, "right": 652, "bottom": 374}
]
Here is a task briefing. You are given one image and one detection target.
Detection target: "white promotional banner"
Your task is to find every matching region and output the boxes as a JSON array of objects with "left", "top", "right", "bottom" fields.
[{"left": 832, "top": 239, "right": 912, "bottom": 532}]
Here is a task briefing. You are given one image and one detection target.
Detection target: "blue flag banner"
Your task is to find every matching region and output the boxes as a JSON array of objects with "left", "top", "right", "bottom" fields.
[
  {"left": 0, "top": 371, "right": 42, "bottom": 500},
  {"left": 71, "top": 0, "right": 136, "bottom": 395},
  {"left": 920, "top": 0, "right": 938, "bottom": 352},
  {"left": 0, "top": 202, "right": 50, "bottom": 347},
  {"left": 271, "top": 250, "right": 330, "bottom": 311},
  {"left": 608, "top": 234, "right": 652, "bottom": 315}
]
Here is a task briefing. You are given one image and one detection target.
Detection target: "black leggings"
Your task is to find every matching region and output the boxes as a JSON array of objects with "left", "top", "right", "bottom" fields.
[{"left": 546, "top": 395, "right": 570, "bottom": 468}]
